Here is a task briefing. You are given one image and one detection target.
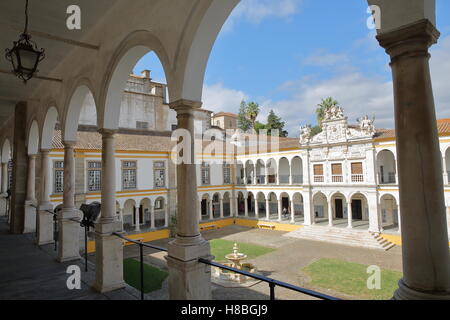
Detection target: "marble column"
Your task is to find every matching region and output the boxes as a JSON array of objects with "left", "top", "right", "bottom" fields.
[
  {"left": 265, "top": 199, "right": 270, "bottom": 220},
  {"left": 209, "top": 199, "right": 213, "bottom": 220},
  {"left": 37, "top": 150, "right": 54, "bottom": 245},
  {"left": 134, "top": 207, "right": 140, "bottom": 232},
  {"left": 244, "top": 197, "right": 248, "bottom": 217},
  {"left": 164, "top": 203, "right": 169, "bottom": 228},
  {"left": 57, "top": 142, "right": 81, "bottom": 262},
  {"left": 377, "top": 20, "right": 450, "bottom": 299},
  {"left": 303, "top": 191, "right": 313, "bottom": 226},
  {"left": 347, "top": 200, "right": 353, "bottom": 229},
  {"left": 328, "top": 200, "right": 333, "bottom": 227},
  {"left": 443, "top": 156, "right": 448, "bottom": 185},
  {"left": 255, "top": 199, "right": 259, "bottom": 219},
  {"left": 219, "top": 198, "right": 224, "bottom": 219},
  {"left": 150, "top": 205, "right": 156, "bottom": 229},
  {"left": 167, "top": 100, "right": 212, "bottom": 300},
  {"left": 290, "top": 200, "right": 295, "bottom": 223},
  {"left": 93, "top": 129, "right": 125, "bottom": 293},
  {"left": 278, "top": 199, "right": 282, "bottom": 222},
  {"left": 24, "top": 154, "right": 37, "bottom": 233}
]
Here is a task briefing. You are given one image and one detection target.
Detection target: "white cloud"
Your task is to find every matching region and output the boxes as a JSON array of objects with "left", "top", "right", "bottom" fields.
[
  {"left": 430, "top": 35, "right": 450, "bottom": 120},
  {"left": 223, "top": 0, "right": 302, "bottom": 31},
  {"left": 202, "top": 35, "right": 450, "bottom": 137},
  {"left": 303, "top": 51, "right": 350, "bottom": 67},
  {"left": 202, "top": 83, "right": 248, "bottom": 114}
]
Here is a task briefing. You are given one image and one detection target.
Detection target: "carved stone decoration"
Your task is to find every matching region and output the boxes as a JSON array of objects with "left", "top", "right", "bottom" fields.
[
  {"left": 324, "top": 105, "right": 345, "bottom": 121},
  {"left": 299, "top": 125, "right": 312, "bottom": 144},
  {"left": 358, "top": 115, "right": 376, "bottom": 136}
]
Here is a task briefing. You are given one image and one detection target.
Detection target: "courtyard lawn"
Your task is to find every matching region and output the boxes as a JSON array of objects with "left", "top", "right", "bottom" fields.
[
  {"left": 210, "top": 239, "right": 275, "bottom": 262},
  {"left": 302, "top": 258, "right": 402, "bottom": 300},
  {"left": 123, "top": 258, "right": 168, "bottom": 293}
]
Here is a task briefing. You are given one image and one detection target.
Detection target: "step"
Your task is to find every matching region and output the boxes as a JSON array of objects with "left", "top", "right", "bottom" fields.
[{"left": 284, "top": 226, "right": 396, "bottom": 251}]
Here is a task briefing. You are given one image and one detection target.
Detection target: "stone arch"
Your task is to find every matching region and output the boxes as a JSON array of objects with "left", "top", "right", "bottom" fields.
[
  {"left": 123, "top": 199, "right": 137, "bottom": 230},
  {"left": 212, "top": 192, "right": 221, "bottom": 218},
  {"left": 267, "top": 192, "right": 278, "bottom": 219},
  {"left": 176, "top": 0, "right": 240, "bottom": 102},
  {"left": 330, "top": 192, "right": 348, "bottom": 224},
  {"left": 63, "top": 79, "right": 98, "bottom": 142},
  {"left": 27, "top": 120, "right": 40, "bottom": 155},
  {"left": 154, "top": 196, "right": 166, "bottom": 228},
  {"left": 380, "top": 193, "right": 400, "bottom": 231},
  {"left": 349, "top": 192, "right": 369, "bottom": 227},
  {"left": 140, "top": 198, "right": 152, "bottom": 227},
  {"left": 292, "top": 193, "right": 304, "bottom": 222},
  {"left": 99, "top": 30, "right": 173, "bottom": 130},
  {"left": 255, "top": 159, "right": 266, "bottom": 184},
  {"left": 376, "top": 149, "right": 397, "bottom": 184},
  {"left": 1, "top": 139, "right": 11, "bottom": 163},
  {"left": 279, "top": 157, "right": 290, "bottom": 184},
  {"left": 313, "top": 191, "right": 328, "bottom": 223},
  {"left": 237, "top": 191, "right": 245, "bottom": 216},
  {"left": 245, "top": 160, "right": 255, "bottom": 184},
  {"left": 222, "top": 192, "right": 231, "bottom": 217},
  {"left": 41, "top": 106, "right": 59, "bottom": 150},
  {"left": 266, "top": 158, "right": 277, "bottom": 184},
  {"left": 200, "top": 193, "right": 211, "bottom": 220},
  {"left": 247, "top": 191, "right": 256, "bottom": 217},
  {"left": 291, "top": 156, "right": 303, "bottom": 184}
]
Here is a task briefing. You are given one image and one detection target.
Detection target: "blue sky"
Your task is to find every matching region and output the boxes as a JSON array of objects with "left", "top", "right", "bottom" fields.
[{"left": 134, "top": 0, "right": 450, "bottom": 136}]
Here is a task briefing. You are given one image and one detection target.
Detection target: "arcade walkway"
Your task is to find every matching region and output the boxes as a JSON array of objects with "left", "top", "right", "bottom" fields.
[{"left": 0, "top": 217, "right": 136, "bottom": 300}]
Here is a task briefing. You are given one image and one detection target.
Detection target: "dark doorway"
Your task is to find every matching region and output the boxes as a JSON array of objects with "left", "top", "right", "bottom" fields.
[
  {"left": 201, "top": 199, "right": 207, "bottom": 217},
  {"left": 352, "top": 200, "right": 362, "bottom": 220},
  {"left": 282, "top": 197, "right": 289, "bottom": 210},
  {"left": 335, "top": 199, "right": 343, "bottom": 219}
]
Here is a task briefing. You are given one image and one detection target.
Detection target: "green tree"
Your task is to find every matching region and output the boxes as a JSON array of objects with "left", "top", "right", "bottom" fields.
[
  {"left": 310, "top": 125, "right": 322, "bottom": 137},
  {"left": 316, "top": 97, "right": 339, "bottom": 124},
  {"left": 266, "top": 110, "right": 288, "bottom": 137},
  {"left": 237, "top": 100, "right": 252, "bottom": 132},
  {"left": 254, "top": 121, "right": 267, "bottom": 134}
]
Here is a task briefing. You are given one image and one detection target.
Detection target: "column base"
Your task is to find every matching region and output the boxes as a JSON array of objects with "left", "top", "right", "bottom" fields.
[
  {"left": 394, "top": 279, "right": 450, "bottom": 300},
  {"left": 36, "top": 203, "right": 54, "bottom": 246},
  {"left": 93, "top": 221, "right": 126, "bottom": 294},
  {"left": 57, "top": 208, "right": 82, "bottom": 263},
  {"left": 166, "top": 235, "right": 213, "bottom": 300},
  {"left": 23, "top": 201, "right": 37, "bottom": 234}
]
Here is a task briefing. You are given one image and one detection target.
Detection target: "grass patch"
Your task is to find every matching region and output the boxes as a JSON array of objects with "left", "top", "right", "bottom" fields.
[
  {"left": 302, "top": 258, "right": 402, "bottom": 300},
  {"left": 210, "top": 239, "right": 274, "bottom": 262},
  {"left": 123, "top": 258, "right": 168, "bottom": 293}
]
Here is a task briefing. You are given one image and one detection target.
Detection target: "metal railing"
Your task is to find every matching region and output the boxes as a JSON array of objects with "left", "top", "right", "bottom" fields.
[
  {"left": 111, "top": 233, "right": 338, "bottom": 301},
  {"left": 198, "top": 258, "right": 339, "bottom": 300},
  {"left": 112, "top": 232, "right": 167, "bottom": 300}
]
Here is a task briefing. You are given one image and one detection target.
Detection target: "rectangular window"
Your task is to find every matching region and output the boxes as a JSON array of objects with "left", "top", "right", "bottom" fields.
[
  {"left": 122, "top": 161, "right": 137, "bottom": 190},
  {"left": 351, "top": 162, "right": 364, "bottom": 182},
  {"left": 223, "top": 163, "right": 231, "bottom": 184},
  {"left": 136, "top": 121, "right": 149, "bottom": 130},
  {"left": 54, "top": 161, "right": 64, "bottom": 194},
  {"left": 87, "top": 161, "right": 102, "bottom": 192},
  {"left": 331, "top": 163, "right": 343, "bottom": 182},
  {"left": 154, "top": 161, "right": 166, "bottom": 188},
  {"left": 201, "top": 162, "right": 210, "bottom": 185},
  {"left": 313, "top": 164, "right": 324, "bottom": 183}
]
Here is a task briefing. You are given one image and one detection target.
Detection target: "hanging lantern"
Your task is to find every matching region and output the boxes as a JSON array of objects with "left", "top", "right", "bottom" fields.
[{"left": 5, "top": 0, "right": 45, "bottom": 83}]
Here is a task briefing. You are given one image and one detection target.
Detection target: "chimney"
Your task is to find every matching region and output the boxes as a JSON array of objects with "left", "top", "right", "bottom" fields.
[{"left": 141, "top": 69, "right": 151, "bottom": 80}]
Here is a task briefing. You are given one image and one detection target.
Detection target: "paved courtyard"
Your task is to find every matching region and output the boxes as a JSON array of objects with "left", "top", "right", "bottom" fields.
[
  {"left": 121, "top": 225, "right": 403, "bottom": 300},
  {"left": 0, "top": 215, "right": 403, "bottom": 300}
]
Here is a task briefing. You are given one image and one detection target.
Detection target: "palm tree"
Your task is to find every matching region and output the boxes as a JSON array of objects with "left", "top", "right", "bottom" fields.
[
  {"left": 246, "top": 102, "right": 260, "bottom": 129},
  {"left": 316, "top": 97, "right": 339, "bottom": 124}
]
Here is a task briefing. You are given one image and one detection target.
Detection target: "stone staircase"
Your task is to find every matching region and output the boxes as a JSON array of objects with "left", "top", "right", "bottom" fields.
[{"left": 284, "top": 225, "right": 396, "bottom": 251}]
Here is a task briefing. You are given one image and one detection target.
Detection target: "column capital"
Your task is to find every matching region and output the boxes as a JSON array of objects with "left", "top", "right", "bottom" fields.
[
  {"left": 376, "top": 19, "right": 440, "bottom": 61},
  {"left": 169, "top": 99, "right": 202, "bottom": 114},
  {"left": 28, "top": 154, "right": 37, "bottom": 160},
  {"left": 98, "top": 128, "right": 117, "bottom": 138},
  {"left": 63, "top": 140, "right": 77, "bottom": 148},
  {"left": 40, "top": 149, "right": 51, "bottom": 155}
]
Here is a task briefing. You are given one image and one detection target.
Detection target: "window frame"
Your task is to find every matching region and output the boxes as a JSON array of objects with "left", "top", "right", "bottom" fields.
[
  {"left": 153, "top": 161, "right": 166, "bottom": 188},
  {"left": 121, "top": 160, "right": 138, "bottom": 190},
  {"left": 87, "top": 161, "right": 102, "bottom": 192},
  {"left": 53, "top": 160, "right": 65, "bottom": 194}
]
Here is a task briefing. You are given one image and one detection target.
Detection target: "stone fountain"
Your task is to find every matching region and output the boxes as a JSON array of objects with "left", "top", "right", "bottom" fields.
[{"left": 212, "top": 243, "right": 258, "bottom": 286}]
